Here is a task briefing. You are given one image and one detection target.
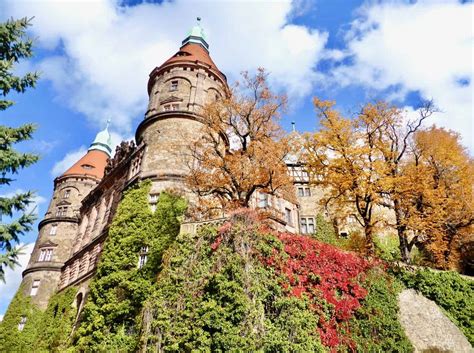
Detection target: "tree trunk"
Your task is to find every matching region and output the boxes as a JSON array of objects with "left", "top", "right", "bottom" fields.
[
  {"left": 364, "top": 223, "right": 375, "bottom": 256},
  {"left": 398, "top": 235, "right": 411, "bottom": 263},
  {"left": 394, "top": 199, "right": 411, "bottom": 263}
]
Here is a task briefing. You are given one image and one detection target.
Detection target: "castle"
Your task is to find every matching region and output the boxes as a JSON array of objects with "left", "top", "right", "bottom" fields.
[{"left": 10, "top": 21, "right": 327, "bottom": 314}]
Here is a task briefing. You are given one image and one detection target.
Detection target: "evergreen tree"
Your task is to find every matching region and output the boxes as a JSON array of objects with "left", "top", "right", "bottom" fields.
[{"left": 0, "top": 17, "right": 39, "bottom": 281}]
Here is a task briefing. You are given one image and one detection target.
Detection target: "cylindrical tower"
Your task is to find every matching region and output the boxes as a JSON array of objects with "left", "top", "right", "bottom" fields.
[
  {"left": 135, "top": 20, "right": 228, "bottom": 195},
  {"left": 20, "top": 127, "right": 112, "bottom": 309}
]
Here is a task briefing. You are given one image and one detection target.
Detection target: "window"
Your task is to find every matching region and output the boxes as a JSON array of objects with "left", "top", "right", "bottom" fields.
[
  {"left": 297, "top": 186, "right": 311, "bottom": 197},
  {"left": 56, "top": 206, "right": 68, "bottom": 217},
  {"left": 285, "top": 208, "right": 292, "bottom": 226},
  {"left": 38, "top": 248, "right": 53, "bottom": 262},
  {"left": 18, "top": 316, "right": 27, "bottom": 331},
  {"left": 163, "top": 103, "right": 179, "bottom": 112},
  {"left": 30, "top": 280, "right": 40, "bottom": 296},
  {"left": 138, "top": 246, "right": 149, "bottom": 269},
  {"left": 149, "top": 194, "right": 159, "bottom": 212},
  {"left": 258, "top": 193, "right": 268, "bottom": 208},
  {"left": 300, "top": 217, "right": 315, "bottom": 234},
  {"left": 49, "top": 224, "right": 57, "bottom": 235},
  {"left": 63, "top": 190, "right": 70, "bottom": 199},
  {"left": 78, "top": 255, "right": 88, "bottom": 275},
  {"left": 170, "top": 80, "right": 178, "bottom": 91}
]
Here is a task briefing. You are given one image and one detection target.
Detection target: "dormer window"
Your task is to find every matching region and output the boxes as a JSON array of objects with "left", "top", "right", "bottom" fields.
[
  {"left": 81, "top": 164, "right": 95, "bottom": 170},
  {"left": 170, "top": 80, "right": 178, "bottom": 91}
]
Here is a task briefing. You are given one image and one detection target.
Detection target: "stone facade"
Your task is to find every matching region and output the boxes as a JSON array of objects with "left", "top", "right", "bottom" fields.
[{"left": 21, "top": 174, "right": 101, "bottom": 309}]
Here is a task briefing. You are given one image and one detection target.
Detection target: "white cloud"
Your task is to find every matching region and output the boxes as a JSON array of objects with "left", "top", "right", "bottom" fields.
[
  {"left": 0, "top": 242, "right": 35, "bottom": 316},
  {"left": 332, "top": 0, "right": 473, "bottom": 151},
  {"left": 51, "top": 146, "right": 88, "bottom": 177},
  {"left": 5, "top": 0, "right": 327, "bottom": 135}
]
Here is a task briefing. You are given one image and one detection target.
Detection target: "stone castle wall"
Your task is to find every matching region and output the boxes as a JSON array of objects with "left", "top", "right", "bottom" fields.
[{"left": 22, "top": 175, "right": 100, "bottom": 309}]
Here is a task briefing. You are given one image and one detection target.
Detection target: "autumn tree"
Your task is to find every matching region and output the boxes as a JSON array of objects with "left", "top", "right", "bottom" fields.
[
  {"left": 404, "top": 126, "right": 474, "bottom": 269},
  {"left": 305, "top": 99, "right": 388, "bottom": 255},
  {"left": 356, "top": 101, "right": 435, "bottom": 262},
  {"left": 0, "top": 18, "right": 39, "bottom": 281},
  {"left": 305, "top": 99, "right": 437, "bottom": 257},
  {"left": 186, "top": 69, "right": 294, "bottom": 213}
]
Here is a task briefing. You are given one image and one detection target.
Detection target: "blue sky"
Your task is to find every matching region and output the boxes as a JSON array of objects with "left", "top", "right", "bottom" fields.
[{"left": 0, "top": 0, "right": 472, "bottom": 316}]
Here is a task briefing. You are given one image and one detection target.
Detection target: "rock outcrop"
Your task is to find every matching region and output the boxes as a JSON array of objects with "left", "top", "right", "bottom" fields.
[{"left": 399, "top": 289, "right": 473, "bottom": 353}]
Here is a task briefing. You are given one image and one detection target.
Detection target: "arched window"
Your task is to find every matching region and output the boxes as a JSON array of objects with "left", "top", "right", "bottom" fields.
[{"left": 76, "top": 292, "right": 83, "bottom": 311}]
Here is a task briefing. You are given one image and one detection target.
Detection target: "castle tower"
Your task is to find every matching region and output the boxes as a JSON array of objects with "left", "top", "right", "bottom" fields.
[
  {"left": 135, "top": 19, "right": 228, "bottom": 195},
  {"left": 20, "top": 126, "right": 112, "bottom": 309}
]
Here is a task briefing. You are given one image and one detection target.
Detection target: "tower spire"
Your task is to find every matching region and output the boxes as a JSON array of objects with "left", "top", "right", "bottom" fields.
[
  {"left": 88, "top": 121, "right": 113, "bottom": 157},
  {"left": 181, "top": 16, "right": 209, "bottom": 51}
]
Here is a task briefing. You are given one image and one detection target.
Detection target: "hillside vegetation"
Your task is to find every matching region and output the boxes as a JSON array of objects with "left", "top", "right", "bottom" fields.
[{"left": 1, "top": 182, "right": 472, "bottom": 352}]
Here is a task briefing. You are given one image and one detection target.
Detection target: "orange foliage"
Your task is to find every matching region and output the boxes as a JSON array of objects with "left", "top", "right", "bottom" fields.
[
  {"left": 186, "top": 69, "right": 294, "bottom": 212},
  {"left": 404, "top": 126, "right": 474, "bottom": 269},
  {"left": 305, "top": 99, "right": 435, "bottom": 258}
]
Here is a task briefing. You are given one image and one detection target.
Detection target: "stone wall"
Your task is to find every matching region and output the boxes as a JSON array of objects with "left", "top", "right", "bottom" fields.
[{"left": 21, "top": 175, "right": 100, "bottom": 309}]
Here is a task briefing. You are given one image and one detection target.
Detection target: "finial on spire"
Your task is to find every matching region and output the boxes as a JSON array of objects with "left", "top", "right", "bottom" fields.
[
  {"left": 181, "top": 17, "right": 209, "bottom": 51},
  {"left": 105, "top": 118, "right": 111, "bottom": 130},
  {"left": 291, "top": 121, "right": 296, "bottom": 132}
]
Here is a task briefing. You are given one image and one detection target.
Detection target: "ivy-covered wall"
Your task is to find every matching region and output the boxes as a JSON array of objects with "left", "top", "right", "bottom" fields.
[
  {"left": 72, "top": 181, "right": 187, "bottom": 352},
  {"left": 0, "top": 285, "right": 43, "bottom": 352},
  {"left": 0, "top": 286, "right": 78, "bottom": 352}
]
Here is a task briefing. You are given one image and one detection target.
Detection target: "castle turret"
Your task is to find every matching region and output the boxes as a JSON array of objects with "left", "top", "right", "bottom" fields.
[
  {"left": 135, "top": 18, "right": 228, "bottom": 196},
  {"left": 20, "top": 125, "right": 112, "bottom": 309}
]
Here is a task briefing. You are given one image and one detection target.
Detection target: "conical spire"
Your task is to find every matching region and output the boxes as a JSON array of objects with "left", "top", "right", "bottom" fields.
[
  {"left": 181, "top": 17, "right": 209, "bottom": 51},
  {"left": 88, "top": 119, "right": 113, "bottom": 157},
  {"left": 60, "top": 122, "right": 112, "bottom": 179}
]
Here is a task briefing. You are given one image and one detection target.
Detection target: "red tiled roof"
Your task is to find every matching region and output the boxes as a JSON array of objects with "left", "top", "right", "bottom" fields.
[
  {"left": 61, "top": 149, "right": 109, "bottom": 179},
  {"left": 159, "top": 43, "right": 226, "bottom": 81}
]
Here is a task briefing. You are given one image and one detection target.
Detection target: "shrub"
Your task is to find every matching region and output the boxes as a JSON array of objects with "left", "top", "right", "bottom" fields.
[
  {"left": 140, "top": 209, "right": 325, "bottom": 352},
  {"left": 374, "top": 233, "right": 401, "bottom": 262},
  {"left": 348, "top": 268, "right": 413, "bottom": 352},
  {"left": 273, "top": 233, "right": 373, "bottom": 349}
]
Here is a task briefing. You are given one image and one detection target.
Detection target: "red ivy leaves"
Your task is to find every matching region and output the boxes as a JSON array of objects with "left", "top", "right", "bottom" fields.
[{"left": 269, "top": 233, "right": 374, "bottom": 349}]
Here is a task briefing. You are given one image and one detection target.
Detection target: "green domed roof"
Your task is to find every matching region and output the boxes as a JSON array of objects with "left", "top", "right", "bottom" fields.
[
  {"left": 89, "top": 121, "right": 113, "bottom": 157},
  {"left": 181, "top": 17, "right": 209, "bottom": 51}
]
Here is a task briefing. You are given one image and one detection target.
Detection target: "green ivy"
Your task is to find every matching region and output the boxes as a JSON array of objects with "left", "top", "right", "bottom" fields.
[
  {"left": 348, "top": 268, "right": 413, "bottom": 352},
  {"left": 72, "top": 181, "right": 187, "bottom": 352},
  {"left": 394, "top": 268, "right": 474, "bottom": 345},
  {"left": 0, "top": 284, "right": 79, "bottom": 352},
  {"left": 312, "top": 214, "right": 340, "bottom": 246},
  {"left": 35, "top": 286, "right": 78, "bottom": 352},
  {"left": 140, "top": 213, "right": 325, "bottom": 352},
  {"left": 0, "top": 285, "right": 43, "bottom": 352}
]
